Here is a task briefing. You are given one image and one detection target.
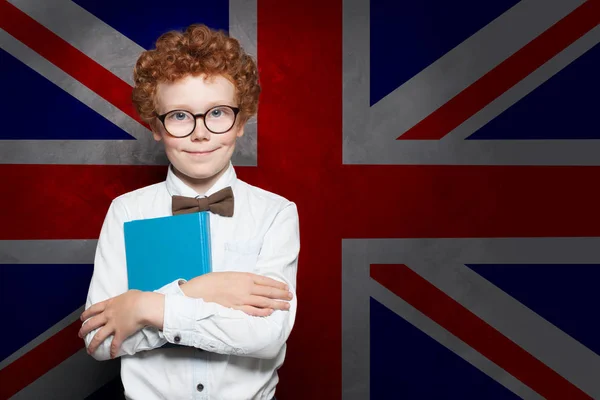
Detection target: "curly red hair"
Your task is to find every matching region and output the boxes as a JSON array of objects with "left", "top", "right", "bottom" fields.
[{"left": 132, "top": 24, "right": 260, "bottom": 124}]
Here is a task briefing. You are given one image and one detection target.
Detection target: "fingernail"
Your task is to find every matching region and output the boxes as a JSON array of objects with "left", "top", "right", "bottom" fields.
[
  {"left": 285, "top": 303, "right": 290, "bottom": 309},
  {"left": 288, "top": 291, "right": 293, "bottom": 299},
  {"left": 284, "top": 285, "right": 289, "bottom": 291}
]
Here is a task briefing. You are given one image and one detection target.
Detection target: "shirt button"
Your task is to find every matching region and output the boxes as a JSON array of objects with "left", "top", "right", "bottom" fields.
[
  {"left": 196, "top": 383, "right": 204, "bottom": 392},
  {"left": 174, "top": 335, "right": 181, "bottom": 343}
]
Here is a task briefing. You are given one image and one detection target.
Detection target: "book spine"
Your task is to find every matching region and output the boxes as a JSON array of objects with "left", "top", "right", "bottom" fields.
[{"left": 198, "top": 211, "right": 212, "bottom": 273}]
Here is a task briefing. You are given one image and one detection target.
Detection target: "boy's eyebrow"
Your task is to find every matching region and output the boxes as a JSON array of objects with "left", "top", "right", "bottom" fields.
[{"left": 161, "top": 100, "right": 236, "bottom": 112}]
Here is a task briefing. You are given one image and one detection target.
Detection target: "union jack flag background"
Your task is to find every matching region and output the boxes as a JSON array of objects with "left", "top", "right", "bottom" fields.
[{"left": 1, "top": 0, "right": 599, "bottom": 399}]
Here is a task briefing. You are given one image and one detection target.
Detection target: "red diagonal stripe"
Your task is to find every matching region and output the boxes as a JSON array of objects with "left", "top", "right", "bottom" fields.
[
  {"left": 0, "top": 320, "right": 83, "bottom": 399},
  {"left": 0, "top": 1, "right": 147, "bottom": 129},
  {"left": 398, "top": 0, "right": 600, "bottom": 140},
  {"left": 370, "top": 264, "right": 591, "bottom": 399}
]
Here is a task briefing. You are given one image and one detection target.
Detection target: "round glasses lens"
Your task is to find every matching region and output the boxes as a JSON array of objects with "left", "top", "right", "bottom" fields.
[
  {"left": 205, "top": 106, "right": 236, "bottom": 133},
  {"left": 164, "top": 110, "right": 195, "bottom": 137}
]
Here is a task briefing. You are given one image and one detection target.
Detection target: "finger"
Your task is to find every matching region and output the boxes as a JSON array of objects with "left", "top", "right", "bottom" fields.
[
  {"left": 80, "top": 302, "right": 106, "bottom": 321},
  {"left": 87, "top": 325, "right": 113, "bottom": 355},
  {"left": 236, "top": 305, "right": 273, "bottom": 317},
  {"left": 245, "top": 295, "right": 270, "bottom": 308},
  {"left": 251, "top": 275, "right": 288, "bottom": 291},
  {"left": 245, "top": 295, "right": 291, "bottom": 311},
  {"left": 251, "top": 285, "right": 293, "bottom": 300},
  {"left": 79, "top": 314, "right": 108, "bottom": 338},
  {"left": 110, "top": 333, "right": 123, "bottom": 359},
  {"left": 269, "top": 300, "right": 291, "bottom": 311}
]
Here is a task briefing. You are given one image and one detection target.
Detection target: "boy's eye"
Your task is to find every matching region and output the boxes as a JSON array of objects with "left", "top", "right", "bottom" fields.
[
  {"left": 207, "top": 107, "right": 235, "bottom": 120},
  {"left": 168, "top": 112, "right": 190, "bottom": 121}
]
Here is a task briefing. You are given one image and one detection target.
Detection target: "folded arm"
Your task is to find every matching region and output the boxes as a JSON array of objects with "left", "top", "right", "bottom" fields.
[
  {"left": 159, "top": 202, "right": 300, "bottom": 359},
  {"left": 82, "top": 200, "right": 299, "bottom": 360}
]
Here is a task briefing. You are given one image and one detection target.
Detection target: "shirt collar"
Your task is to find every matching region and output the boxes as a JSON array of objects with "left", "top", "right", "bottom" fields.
[{"left": 165, "top": 162, "right": 237, "bottom": 198}]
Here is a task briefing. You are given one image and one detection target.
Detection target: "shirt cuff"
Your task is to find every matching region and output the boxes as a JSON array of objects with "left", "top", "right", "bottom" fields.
[
  {"left": 154, "top": 279, "right": 186, "bottom": 296},
  {"left": 155, "top": 279, "right": 185, "bottom": 342},
  {"left": 161, "top": 294, "right": 223, "bottom": 352}
]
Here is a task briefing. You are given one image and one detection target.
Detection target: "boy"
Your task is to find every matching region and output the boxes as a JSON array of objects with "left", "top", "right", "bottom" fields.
[{"left": 78, "top": 24, "right": 299, "bottom": 400}]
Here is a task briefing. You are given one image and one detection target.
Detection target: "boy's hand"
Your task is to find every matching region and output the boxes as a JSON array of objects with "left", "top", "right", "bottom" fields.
[
  {"left": 78, "top": 290, "right": 163, "bottom": 358},
  {"left": 180, "top": 272, "right": 293, "bottom": 317}
]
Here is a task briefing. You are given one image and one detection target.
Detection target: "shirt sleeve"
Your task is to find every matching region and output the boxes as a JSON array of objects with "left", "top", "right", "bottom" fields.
[
  {"left": 82, "top": 200, "right": 179, "bottom": 361},
  {"left": 160, "top": 202, "right": 300, "bottom": 359}
]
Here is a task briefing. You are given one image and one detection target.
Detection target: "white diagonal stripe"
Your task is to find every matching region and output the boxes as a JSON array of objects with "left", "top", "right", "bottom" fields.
[
  {"left": 342, "top": 0, "right": 600, "bottom": 165},
  {"left": 10, "top": 349, "right": 120, "bottom": 399},
  {"left": 390, "top": 238, "right": 600, "bottom": 396},
  {"left": 8, "top": 0, "right": 143, "bottom": 85},
  {"left": 1, "top": 2, "right": 259, "bottom": 166},
  {"left": 0, "top": 306, "right": 83, "bottom": 371},
  {"left": 370, "top": 277, "right": 543, "bottom": 400},
  {"left": 342, "top": 238, "right": 600, "bottom": 399},
  {"left": 409, "top": 259, "right": 599, "bottom": 397},
  {"left": 0, "top": 239, "right": 96, "bottom": 370},
  {"left": 445, "top": 25, "right": 600, "bottom": 142},
  {"left": 342, "top": 239, "right": 542, "bottom": 400},
  {"left": 369, "top": 0, "right": 586, "bottom": 139},
  {"left": 0, "top": 27, "right": 167, "bottom": 165},
  {"left": 0, "top": 27, "right": 148, "bottom": 140}
]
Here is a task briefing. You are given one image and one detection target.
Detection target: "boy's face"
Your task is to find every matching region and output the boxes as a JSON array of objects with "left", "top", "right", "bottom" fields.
[{"left": 152, "top": 74, "right": 244, "bottom": 183}]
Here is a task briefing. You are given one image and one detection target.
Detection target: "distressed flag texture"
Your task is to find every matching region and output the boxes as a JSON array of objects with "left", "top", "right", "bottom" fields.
[{"left": 1, "top": 0, "right": 599, "bottom": 399}]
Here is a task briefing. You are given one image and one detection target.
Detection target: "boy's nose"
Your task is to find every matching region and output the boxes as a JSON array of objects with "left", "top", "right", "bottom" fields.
[{"left": 190, "top": 122, "right": 210, "bottom": 141}]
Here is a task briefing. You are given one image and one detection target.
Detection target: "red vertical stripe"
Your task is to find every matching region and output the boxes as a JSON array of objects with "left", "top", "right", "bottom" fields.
[{"left": 256, "top": 1, "right": 343, "bottom": 398}]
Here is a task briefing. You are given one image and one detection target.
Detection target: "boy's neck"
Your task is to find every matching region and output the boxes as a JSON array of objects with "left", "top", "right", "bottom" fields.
[{"left": 171, "top": 163, "right": 229, "bottom": 196}]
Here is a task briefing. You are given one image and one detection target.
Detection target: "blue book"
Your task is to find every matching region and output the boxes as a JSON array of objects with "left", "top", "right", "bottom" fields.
[{"left": 123, "top": 212, "right": 212, "bottom": 292}]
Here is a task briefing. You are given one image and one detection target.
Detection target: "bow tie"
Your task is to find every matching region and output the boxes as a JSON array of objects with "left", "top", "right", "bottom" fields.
[{"left": 171, "top": 186, "right": 234, "bottom": 217}]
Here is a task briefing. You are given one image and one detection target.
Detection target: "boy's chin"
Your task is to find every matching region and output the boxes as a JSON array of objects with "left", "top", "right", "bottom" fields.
[{"left": 173, "top": 164, "right": 226, "bottom": 181}]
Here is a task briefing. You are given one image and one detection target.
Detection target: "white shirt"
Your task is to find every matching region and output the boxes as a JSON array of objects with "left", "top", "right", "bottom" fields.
[{"left": 83, "top": 163, "right": 299, "bottom": 400}]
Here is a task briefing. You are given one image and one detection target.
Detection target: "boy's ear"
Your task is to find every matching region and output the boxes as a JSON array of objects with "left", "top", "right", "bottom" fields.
[
  {"left": 150, "top": 120, "right": 162, "bottom": 142},
  {"left": 235, "top": 117, "right": 247, "bottom": 138},
  {"left": 236, "top": 126, "right": 245, "bottom": 139}
]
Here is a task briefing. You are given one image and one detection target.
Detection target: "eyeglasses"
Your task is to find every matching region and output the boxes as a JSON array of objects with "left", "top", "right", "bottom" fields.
[{"left": 155, "top": 105, "right": 241, "bottom": 137}]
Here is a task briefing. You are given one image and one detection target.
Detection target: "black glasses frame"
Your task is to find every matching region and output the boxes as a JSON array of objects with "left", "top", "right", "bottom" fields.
[{"left": 154, "top": 105, "right": 241, "bottom": 137}]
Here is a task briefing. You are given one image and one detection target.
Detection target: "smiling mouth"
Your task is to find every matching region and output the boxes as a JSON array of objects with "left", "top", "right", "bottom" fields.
[{"left": 184, "top": 149, "right": 218, "bottom": 155}]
